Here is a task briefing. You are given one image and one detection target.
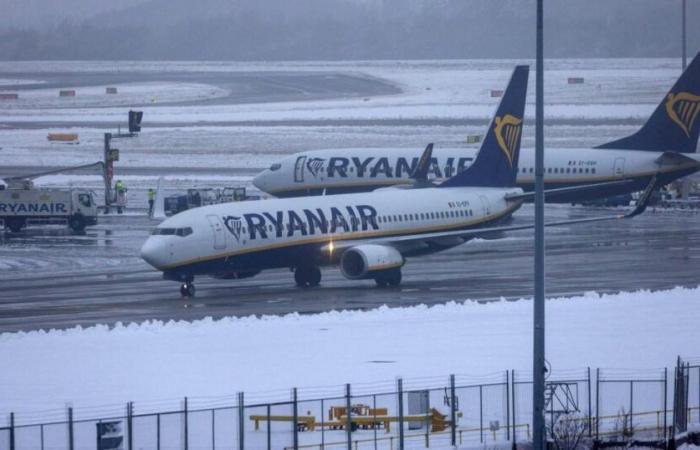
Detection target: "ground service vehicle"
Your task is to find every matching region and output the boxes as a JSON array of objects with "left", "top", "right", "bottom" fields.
[{"left": 0, "top": 180, "right": 98, "bottom": 233}]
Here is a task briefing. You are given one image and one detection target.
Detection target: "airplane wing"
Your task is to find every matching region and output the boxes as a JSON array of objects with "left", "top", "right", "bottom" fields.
[
  {"left": 323, "top": 176, "right": 657, "bottom": 254},
  {"left": 504, "top": 179, "right": 634, "bottom": 202}
]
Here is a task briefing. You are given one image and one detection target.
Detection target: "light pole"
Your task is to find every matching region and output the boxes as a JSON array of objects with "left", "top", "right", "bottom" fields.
[
  {"left": 682, "top": 0, "right": 687, "bottom": 70},
  {"left": 533, "top": 0, "right": 546, "bottom": 449}
]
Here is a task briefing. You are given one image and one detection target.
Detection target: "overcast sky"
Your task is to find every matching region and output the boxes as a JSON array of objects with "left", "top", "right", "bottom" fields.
[{"left": 1, "top": 0, "right": 697, "bottom": 60}]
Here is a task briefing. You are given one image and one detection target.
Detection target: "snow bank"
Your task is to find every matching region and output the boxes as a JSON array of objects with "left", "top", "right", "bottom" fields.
[{"left": 1, "top": 286, "right": 698, "bottom": 417}]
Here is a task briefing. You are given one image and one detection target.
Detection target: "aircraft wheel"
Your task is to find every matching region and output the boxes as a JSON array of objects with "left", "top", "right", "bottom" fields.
[
  {"left": 180, "top": 282, "right": 196, "bottom": 298},
  {"left": 374, "top": 277, "right": 388, "bottom": 288},
  {"left": 385, "top": 269, "right": 402, "bottom": 287},
  {"left": 295, "top": 266, "right": 321, "bottom": 288},
  {"left": 309, "top": 267, "right": 321, "bottom": 287},
  {"left": 294, "top": 267, "right": 308, "bottom": 287},
  {"left": 6, "top": 218, "right": 25, "bottom": 233}
]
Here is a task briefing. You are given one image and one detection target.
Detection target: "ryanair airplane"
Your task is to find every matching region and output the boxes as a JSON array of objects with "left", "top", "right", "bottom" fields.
[
  {"left": 253, "top": 53, "right": 700, "bottom": 202},
  {"left": 141, "top": 66, "right": 653, "bottom": 297}
]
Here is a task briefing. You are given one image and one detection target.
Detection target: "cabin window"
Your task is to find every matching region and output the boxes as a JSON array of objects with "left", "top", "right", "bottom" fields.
[
  {"left": 566, "top": 168, "right": 570, "bottom": 174},
  {"left": 585, "top": 168, "right": 590, "bottom": 174},
  {"left": 530, "top": 168, "right": 534, "bottom": 173},
  {"left": 592, "top": 168, "right": 596, "bottom": 174}
]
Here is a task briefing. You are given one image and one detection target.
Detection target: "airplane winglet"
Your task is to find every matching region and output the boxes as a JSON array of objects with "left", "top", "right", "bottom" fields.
[
  {"left": 625, "top": 174, "right": 658, "bottom": 218},
  {"left": 410, "top": 143, "right": 434, "bottom": 182}
]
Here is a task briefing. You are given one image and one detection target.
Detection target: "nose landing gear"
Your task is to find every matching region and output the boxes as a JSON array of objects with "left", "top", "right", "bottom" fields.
[
  {"left": 180, "top": 281, "right": 196, "bottom": 298},
  {"left": 294, "top": 266, "right": 321, "bottom": 288}
]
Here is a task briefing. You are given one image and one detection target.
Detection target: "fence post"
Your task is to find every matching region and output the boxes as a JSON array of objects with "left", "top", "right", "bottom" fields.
[
  {"left": 587, "top": 367, "right": 593, "bottom": 437},
  {"left": 373, "top": 394, "right": 377, "bottom": 450},
  {"left": 346, "top": 384, "right": 352, "bottom": 450},
  {"left": 212, "top": 409, "right": 216, "bottom": 450},
  {"left": 664, "top": 368, "right": 668, "bottom": 443},
  {"left": 505, "top": 371, "right": 510, "bottom": 441},
  {"left": 9, "top": 412, "right": 15, "bottom": 450},
  {"left": 127, "top": 402, "right": 133, "bottom": 450},
  {"left": 479, "top": 384, "right": 484, "bottom": 443},
  {"left": 267, "top": 404, "right": 271, "bottom": 450},
  {"left": 184, "top": 397, "right": 189, "bottom": 450},
  {"left": 511, "top": 370, "right": 517, "bottom": 449},
  {"left": 596, "top": 368, "right": 600, "bottom": 440},
  {"left": 629, "top": 381, "right": 634, "bottom": 435},
  {"left": 293, "top": 388, "right": 299, "bottom": 450},
  {"left": 68, "top": 406, "right": 74, "bottom": 450},
  {"left": 320, "top": 398, "right": 325, "bottom": 450},
  {"left": 238, "top": 393, "right": 245, "bottom": 450},
  {"left": 450, "top": 375, "right": 457, "bottom": 447},
  {"left": 157, "top": 414, "right": 161, "bottom": 450},
  {"left": 397, "top": 378, "right": 404, "bottom": 450}
]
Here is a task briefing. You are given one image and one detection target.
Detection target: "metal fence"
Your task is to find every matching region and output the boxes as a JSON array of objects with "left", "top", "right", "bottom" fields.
[{"left": 1, "top": 359, "right": 699, "bottom": 450}]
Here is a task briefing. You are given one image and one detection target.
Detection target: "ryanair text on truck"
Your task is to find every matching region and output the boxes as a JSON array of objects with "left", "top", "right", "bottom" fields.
[{"left": 0, "top": 182, "right": 98, "bottom": 233}]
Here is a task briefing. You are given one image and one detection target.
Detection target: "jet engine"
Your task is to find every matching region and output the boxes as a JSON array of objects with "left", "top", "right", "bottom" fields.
[{"left": 339, "top": 244, "right": 404, "bottom": 280}]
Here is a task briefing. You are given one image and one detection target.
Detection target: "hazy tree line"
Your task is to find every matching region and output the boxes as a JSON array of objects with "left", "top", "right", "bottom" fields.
[{"left": 0, "top": 0, "right": 696, "bottom": 60}]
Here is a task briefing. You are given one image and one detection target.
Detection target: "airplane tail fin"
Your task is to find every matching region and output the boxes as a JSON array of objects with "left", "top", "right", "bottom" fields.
[
  {"left": 440, "top": 65, "right": 529, "bottom": 188},
  {"left": 410, "top": 143, "right": 433, "bottom": 182},
  {"left": 596, "top": 53, "right": 700, "bottom": 153}
]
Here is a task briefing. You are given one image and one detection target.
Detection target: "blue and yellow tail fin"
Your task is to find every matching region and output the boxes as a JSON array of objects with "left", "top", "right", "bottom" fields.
[
  {"left": 597, "top": 53, "right": 700, "bottom": 153},
  {"left": 440, "top": 65, "right": 529, "bottom": 188}
]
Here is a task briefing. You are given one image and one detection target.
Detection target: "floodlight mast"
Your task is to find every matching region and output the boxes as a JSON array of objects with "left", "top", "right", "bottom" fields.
[{"left": 533, "top": 0, "right": 546, "bottom": 450}]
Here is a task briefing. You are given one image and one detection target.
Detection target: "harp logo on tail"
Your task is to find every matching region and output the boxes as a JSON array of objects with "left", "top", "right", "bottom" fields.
[
  {"left": 666, "top": 92, "right": 700, "bottom": 137},
  {"left": 494, "top": 114, "right": 523, "bottom": 167}
]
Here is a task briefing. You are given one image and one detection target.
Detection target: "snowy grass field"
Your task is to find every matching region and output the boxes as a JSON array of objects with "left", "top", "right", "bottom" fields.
[{"left": 1, "top": 286, "right": 698, "bottom": 420}]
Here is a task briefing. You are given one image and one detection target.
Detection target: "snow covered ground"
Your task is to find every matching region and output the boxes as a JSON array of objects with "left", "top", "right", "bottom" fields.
[
  {"left": 0, "top": 59, "right": 680, "bottom": 123},
  {"left": 1, "top": 286, "right": 698, "bottom": 422},
  {"left": 0, "top": 82, "right": 229, "bottom": 110}
]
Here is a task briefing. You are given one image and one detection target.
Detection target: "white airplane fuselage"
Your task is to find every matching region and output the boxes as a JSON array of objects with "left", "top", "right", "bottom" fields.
[
  {"left": 253, "top": 147, "right": 700, "bottom": 200},
  {"left": 141, "top": 185, "right": 522, "bottom": 280}
]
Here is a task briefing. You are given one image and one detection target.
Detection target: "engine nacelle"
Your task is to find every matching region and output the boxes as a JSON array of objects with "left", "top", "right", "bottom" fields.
[{"left": 340, "top": 244, "right": 404, "bottom": 280}]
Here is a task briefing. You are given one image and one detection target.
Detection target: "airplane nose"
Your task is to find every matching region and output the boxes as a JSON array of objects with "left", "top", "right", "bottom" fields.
[
  {"left": 252, "top": 171, "right": 267, "bottom": 191},
  {"left": 140, "top": 237, "right": 168, "bottom": 269}
]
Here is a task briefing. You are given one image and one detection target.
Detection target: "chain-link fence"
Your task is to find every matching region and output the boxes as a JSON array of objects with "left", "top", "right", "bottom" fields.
[{"left": 2, "top": 358, "right": 699, "bottom": 450}]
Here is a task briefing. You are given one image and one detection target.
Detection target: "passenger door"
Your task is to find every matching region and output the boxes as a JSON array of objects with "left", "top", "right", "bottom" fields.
[
  {"left": 613, "top": 157, "right": 625, "bottom": 177},
  {"left": 206, "top": 215, "right": 226, "bottom": 250},
  {"left": 479, "top": 195, "right": 491, "bottom": 217},
  {"left": 294, "top": 156, "right": 306, "bottom": 183}
]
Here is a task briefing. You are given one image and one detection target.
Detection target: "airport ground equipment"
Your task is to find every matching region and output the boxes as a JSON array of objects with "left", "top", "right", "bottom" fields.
[
  {"left": 0, "top": 182, "right": 97, "bottom": 233},
  {"left": 0, "top": 163, "right": 102, "bottom": 232},
  {"left": 164, "top": 187, "right": 249, "bottom": 216}
]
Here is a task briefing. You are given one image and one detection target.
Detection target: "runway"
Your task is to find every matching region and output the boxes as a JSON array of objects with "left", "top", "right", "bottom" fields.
[{"left": 1, "top": 205, "right": 698, "bottom": 333}]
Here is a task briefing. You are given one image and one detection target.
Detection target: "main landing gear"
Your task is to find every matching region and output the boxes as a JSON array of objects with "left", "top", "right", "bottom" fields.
[
  {"left": 374, "top": 268, "right": 402, "bottom": 288},
  {"left": 294, "top": 266, "right": 321, "bottom": 288},
  {"left": 180, "top": 280, "right": 196, "bottom": 298}
]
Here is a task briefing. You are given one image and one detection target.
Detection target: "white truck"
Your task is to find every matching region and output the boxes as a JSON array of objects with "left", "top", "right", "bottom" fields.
[{"left": 0, "top": 180, "right": 98, "bottom": 233}]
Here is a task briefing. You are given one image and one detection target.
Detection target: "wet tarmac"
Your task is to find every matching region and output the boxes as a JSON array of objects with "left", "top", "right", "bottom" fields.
[{"left": 0, "top": 205, "right": 698, "bottom": 333}]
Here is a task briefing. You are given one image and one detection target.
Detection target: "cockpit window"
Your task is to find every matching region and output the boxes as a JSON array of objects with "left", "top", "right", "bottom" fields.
[
  {"left": 152, "top": 227, "right": 192, "bottom": 237},
  {"left": 269, "top": 163, "right": 282, "bottom": 171}
]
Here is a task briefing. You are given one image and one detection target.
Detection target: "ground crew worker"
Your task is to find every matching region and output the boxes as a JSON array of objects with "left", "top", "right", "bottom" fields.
[
  {"left": 148, "top": 188, "right": 156, "bottom": 217},
  {"left": 114, "top": 180, "right": 127, "bottom": 214}
]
